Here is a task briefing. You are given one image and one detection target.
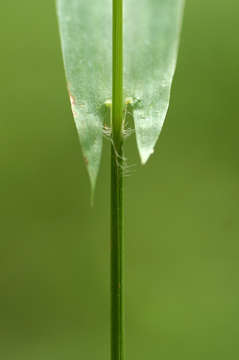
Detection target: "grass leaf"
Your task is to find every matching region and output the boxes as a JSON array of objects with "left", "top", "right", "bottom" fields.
[
  {"left": 57, "top": 0, "right": 184, "bottom": 190},
  {"left": 56, "top": 0, "right": 112, "bottom": 191},
  {"left": 125, "top": 0, "right": 184, "bottom": 163}
]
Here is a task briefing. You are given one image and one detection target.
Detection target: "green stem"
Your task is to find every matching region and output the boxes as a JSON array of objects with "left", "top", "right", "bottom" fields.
[
  {"left": 112, "top": 0, "right": 123, "bottom": 141},
  {"left": 111, "top": 1, "right": 124, "bottom": 360},
  {"left": 111, "top": 141, "right": 124, "bottom": 360}
]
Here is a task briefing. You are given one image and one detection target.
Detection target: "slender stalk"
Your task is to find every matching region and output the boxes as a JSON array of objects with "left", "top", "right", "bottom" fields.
[
  {"left": 111, "top": 1, "right": 124, "bottom": 360},
  {"left": 112, "top": 0, "right": 123, "bottom": 141},
  {"left": 111, "top": 141, "right": 124, "bottom": 360}
]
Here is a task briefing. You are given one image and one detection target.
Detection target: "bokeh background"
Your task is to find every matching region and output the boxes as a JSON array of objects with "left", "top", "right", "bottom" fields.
[{"left": 1, "top": 0, "right": 239, "bottom": 359}]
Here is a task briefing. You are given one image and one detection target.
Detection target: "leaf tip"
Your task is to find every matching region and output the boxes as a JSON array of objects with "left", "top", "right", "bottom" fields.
[
  {"left": 86, "top": 159, "right": 99, "bottom": 204},
  {"left": 139, "top": 147, "right": 154, "bottom": 165}
]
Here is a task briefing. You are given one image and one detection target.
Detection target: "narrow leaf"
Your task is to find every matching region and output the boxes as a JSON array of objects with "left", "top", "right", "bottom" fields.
[
  {"left": 56, "top": 0, "right": 112, "bottom": 191},
  {"left": 125, "top": 0, "right": 184, "bottom": 163}
]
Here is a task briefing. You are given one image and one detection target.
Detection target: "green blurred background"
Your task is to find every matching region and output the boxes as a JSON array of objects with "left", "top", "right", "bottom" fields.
[{"left": 1, "top": 0, "right": 239, "bottom": 359}]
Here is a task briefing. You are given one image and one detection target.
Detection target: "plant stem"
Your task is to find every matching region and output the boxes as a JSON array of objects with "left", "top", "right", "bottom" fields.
[
  {"left": 111, "top": 140, "right": 124, "bottom": 360},
  {"left": 111, "top": 1, "right": 124, "bottom": 360}
]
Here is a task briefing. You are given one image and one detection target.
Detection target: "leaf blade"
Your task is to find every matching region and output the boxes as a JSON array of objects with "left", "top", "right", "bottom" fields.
[
  {"left": 124, "top": 0, "right": 184, "bottom": 163},
  {"left": 57, "top": 0, "right": 112, "bottom": 190}
]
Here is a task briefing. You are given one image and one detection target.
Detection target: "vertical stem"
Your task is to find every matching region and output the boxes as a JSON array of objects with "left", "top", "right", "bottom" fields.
[
  {"left": 111, "top": 1, "right": 124, "bottom": 360},
  {"left": 112, "top": 0, "right": 123, "bottom": 140},
  {"left": 111, "top": 141, "right": 124, "bottom": 360}
]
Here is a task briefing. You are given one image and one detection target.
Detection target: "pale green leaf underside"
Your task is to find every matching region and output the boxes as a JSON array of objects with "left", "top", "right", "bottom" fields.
[
  {"left": 57, "top": 0, "right": 184, "bottom": 188},
  {"left": 125, "top": 0, "right": 184, "bottom": 163},
  {"left": 57, "top": 0, "right": 112, "bottom": 190}
]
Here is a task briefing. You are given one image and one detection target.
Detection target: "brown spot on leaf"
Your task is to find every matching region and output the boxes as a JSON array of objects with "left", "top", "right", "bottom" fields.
[
  {"left": 67, "top": 85, "right": 78, "bottom": 117},
  {"left": 70, "top": 94, "right": 76, "bottom": 107},
  {"left": 84, "top": 156, "right": 89, "bottom": 166},
  {"left": 67, "top": 83, "right": 75, "bottom": 105}
]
